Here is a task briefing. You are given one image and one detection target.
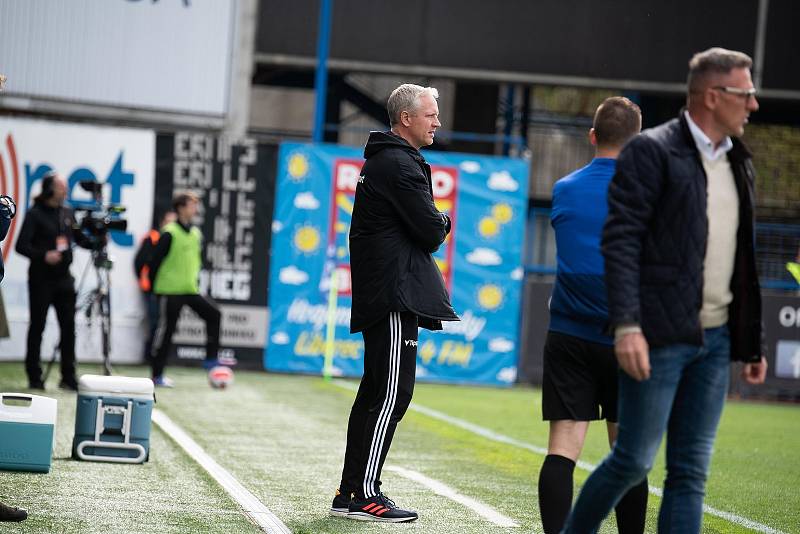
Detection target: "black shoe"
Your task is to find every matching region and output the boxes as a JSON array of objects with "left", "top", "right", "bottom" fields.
[
  {"left": 348, "top": 493, "right": 418, "bottom": 523},
  {"left": 330, "top": 488, "right": 352, "bottom": 517},
  {"left": 58, "top": 379, "right": 78, "bottom": 391},
  {"left": 0, "top": 502, "right": 27, "bottom": 522},
  {"left": 28, "top": 380, "right": 45, "bottom": 391}
]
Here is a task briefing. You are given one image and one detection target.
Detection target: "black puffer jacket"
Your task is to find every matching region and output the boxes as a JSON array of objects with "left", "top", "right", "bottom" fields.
[
  {"left": 349, "top": 131, "right": 459, "bottom": 333},
  {"left": 602, "top": 112, "right": 761, "bottom": 362}
]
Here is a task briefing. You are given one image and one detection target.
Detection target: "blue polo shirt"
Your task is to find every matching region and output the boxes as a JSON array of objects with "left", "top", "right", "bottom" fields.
[{"left": 549, "top": 157, "right": 615, "bottom": 345}]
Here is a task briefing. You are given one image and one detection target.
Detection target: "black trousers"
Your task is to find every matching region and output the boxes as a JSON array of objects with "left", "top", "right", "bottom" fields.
[
  {"left": 25, "top": 275, "right": 76, "bottom": 384},
  {"left": 339, "top": 311, "right": 418, "bottom": 499},
  {"left": 150, "top": 294, "right": 221, "bottom": 377}
]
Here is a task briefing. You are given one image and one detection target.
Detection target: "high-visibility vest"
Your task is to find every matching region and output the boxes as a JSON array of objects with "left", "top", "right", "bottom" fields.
[{"left": 152, "top": 222, "right": 202, "bottom": 295}]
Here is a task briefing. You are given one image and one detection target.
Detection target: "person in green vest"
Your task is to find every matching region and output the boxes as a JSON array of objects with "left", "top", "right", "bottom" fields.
[{"left": 148, "top": 192, "right": 222, "bottom": 387}]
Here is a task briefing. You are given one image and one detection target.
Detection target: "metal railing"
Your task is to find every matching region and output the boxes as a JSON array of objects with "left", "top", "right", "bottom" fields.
[{"left": 524, "top": 207, "right": 800, "bottom": 292}]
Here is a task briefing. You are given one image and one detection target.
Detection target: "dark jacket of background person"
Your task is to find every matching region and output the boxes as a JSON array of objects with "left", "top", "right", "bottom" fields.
[
  {"left": 0, "top": 202, "right": 11, "bottom": 282},
  {"left": 134, "top": 229, "right": 161, "bottom": 293},
  {"left": 601, "top": 111, "right": 761, "bottom": 362},
  {"left": 15, "top": 203, "right": 80, "bottom": 279},
  {"left": 349, "top": 131, "right": 459, "bottom": 333}
]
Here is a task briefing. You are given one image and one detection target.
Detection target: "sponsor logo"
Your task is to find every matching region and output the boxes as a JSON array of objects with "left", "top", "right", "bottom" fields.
[
  {"left": 26, "top": 152, "right": 136, "bottom": 247},
  {"left": 5, "top": 129, "right": 137, "bottom": 247},
  {"left": 0, "top": 134, "right": 22, "bottom": 260},
  {"left": 404, "top": 339, "right": 418, "bottom": 347},
  {"left": 779, "top": 306, "right": 800, "bottom": 328}
]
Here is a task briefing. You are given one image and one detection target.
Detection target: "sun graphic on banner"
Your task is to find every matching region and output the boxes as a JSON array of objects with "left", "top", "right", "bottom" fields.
[
  {"left": 293, "top": 224, "right": 321, "bottom": 254},
  {"left": 491, "top": 203, "right": 513, "bottom": 224},
  {"left": 288, "top": 153, "right": 309, "bottom": 181},
  {"left": 477, "top": 284, "right": 503, "bottom": 311},
  {"left": 478, "top": 217, "right": 500, "bottom": 238}
]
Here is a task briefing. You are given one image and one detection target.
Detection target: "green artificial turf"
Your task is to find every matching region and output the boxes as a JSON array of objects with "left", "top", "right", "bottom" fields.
[
  {"left": 0, "top": 363, "right": 259, "bottom": 534},
  {"left": 1, "top": 362, "right": 797, "bottom": 533}
]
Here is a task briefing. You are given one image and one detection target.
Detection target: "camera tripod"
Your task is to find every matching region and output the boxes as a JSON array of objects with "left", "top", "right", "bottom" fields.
[{"left": 43, "top": 248, "right": 113, "bottom": 380}]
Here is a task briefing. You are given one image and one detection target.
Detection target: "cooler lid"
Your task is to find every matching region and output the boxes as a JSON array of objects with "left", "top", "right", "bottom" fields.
[
  {"left": 78, "top": 375, "right": 154, "bottom": 400},
  {"left": 0, "top": 393, "right": 58, "bottom": 425}
]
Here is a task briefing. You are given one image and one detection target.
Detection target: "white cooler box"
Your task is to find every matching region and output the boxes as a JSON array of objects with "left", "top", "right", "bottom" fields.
[
  {"left": 0, "top": 393, "right": 58, "bottom": 473},
  {"left": 72, "top": 375, "right": 154, "bottom": 464}
]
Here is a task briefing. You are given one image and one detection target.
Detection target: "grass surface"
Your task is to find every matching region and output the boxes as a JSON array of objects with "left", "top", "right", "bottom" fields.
[{"left": 1, "top": 362, "right": 798, "bottom": 533}]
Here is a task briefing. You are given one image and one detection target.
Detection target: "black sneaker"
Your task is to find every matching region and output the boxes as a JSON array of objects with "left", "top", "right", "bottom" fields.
[
  {"left": 0, "top": 502, "right": 27, "bottom": 522},
  {"left": 329, "top": 488, "right": 352, "bottom": 517},
  {"left": 348, "top": 493, "right": 418, "bottom": 523},
  {"left": 28, "top": 380, "right": 45, "bottom": 391}
]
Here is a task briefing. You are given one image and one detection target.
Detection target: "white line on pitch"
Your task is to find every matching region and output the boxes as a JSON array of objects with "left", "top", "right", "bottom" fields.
[
  {"left": 386, "top": 466, "right": 519, "bottom": 527},
  {"left": 331, "top": 380, "right": 788, "bottom": 534},
  {"left": 152, "top": 409, "right": 291, "bottom": 534}
]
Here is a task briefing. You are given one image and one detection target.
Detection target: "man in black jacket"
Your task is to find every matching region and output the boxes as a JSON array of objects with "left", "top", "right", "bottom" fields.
[
  {"left": 16, "top": 173, "right": 89, "bottom": 391},
  {"left": 331, "top": 83, "right": 459, "bottom": 523},
  {"left": 563, "top": 48, "right": 767, "bottom": 534}
]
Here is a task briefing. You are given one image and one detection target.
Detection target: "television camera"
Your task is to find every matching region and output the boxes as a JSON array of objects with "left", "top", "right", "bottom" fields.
[{"left": 73, "top": 180, "right": 128, "bottom": 267}]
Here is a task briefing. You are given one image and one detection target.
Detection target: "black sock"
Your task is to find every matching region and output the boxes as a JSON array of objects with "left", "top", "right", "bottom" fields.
[
  {"left": 538, "top": 454, "right": 576, "bottom": 534},
  {"left": 615, "top": 477, "right": 649, "bottom": 534}
]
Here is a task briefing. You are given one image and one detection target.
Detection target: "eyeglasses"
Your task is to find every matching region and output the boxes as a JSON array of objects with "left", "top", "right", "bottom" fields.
[{"left": 712, "top": 86, "right": 757, "bottom": 100}]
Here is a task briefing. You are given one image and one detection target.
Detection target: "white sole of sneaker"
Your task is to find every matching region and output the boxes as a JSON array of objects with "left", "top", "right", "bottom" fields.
[
  {"left": 347, "top": 512, "right": 418, "bottom": 523},
  {"left": 329, "top": 508, "right": 349, "bottom": 517}
]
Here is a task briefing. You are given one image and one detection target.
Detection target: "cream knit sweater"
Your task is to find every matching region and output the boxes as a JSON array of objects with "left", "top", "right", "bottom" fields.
[{"left": 699, "top": 152, "right": 739, "bottom": 328}]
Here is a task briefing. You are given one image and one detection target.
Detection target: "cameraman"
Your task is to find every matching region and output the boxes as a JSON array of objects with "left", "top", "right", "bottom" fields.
[
  {"left": 15, "top": 173, "right": 89, "bottom": 390},
  {"left": 148, "top": 192, "right": 222, "bottom": 387}
]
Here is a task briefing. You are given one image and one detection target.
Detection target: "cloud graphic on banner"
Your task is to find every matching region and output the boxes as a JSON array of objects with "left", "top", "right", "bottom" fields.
[
  {"left": 294, "top": 191, "right": 320, "bottom": 210},
  {"left": 279, "top": 265, "right": 309, "bottom": 285},
  {"left": 487, "top": 170, "right": 519, "bottom": 192},
  {"left": 271, "top": 332, "right": 290, "bottom": 345},
  {"left": 496, "top": 366, "right": 518, "bottom": 383},
  {"left": 459, "top": 161, "right": 481, "bottom": 173},
  {"left": 272, "top": 220, "right": 284, "bottom": 233},
  {"left": 466, "top": 248, "right": 502, "bottom": 266},
  {"left": 511, "top": 267, "right": 523, "bottom": 280},
  {"left": 489, "top": 337, "right": 515, "bottom": 352}
]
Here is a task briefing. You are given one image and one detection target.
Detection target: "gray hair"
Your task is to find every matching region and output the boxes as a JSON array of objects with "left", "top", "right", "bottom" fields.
[
  {"left": 387, "top": 84, "right": 439, "bottom": 126},
  {"left": 687, "top": 47, "right": 753, "bottom": 93}
]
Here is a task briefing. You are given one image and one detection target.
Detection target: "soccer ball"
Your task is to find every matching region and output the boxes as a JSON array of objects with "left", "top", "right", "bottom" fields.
[{"left": 208, "top": 366, "right": 234, "bottom": 389}]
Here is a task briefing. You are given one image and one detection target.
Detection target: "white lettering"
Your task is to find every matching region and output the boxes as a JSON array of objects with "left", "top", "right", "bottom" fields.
[
  {"left": 431, "top": 170, "right": 455, "bottom": 197},
  {"left": 440, "top": 309, "right": 487, "bottom": 341},
  {"left": 336, "top": 163, "right": 361, "bottom": 192},
  {"left": 779, "top": 306, "right": 800, "bottom": 328},
  {"left": 286, "top": 298, "right": 352, "bottom": 330}
]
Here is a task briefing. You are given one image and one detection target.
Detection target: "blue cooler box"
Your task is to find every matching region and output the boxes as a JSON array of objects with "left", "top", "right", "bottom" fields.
[
  {"left": 0, "top": 393, "right": 58, "bottom": 473},
  {"left": 72, "top": 375, "right": 154, "bottom": 464}
]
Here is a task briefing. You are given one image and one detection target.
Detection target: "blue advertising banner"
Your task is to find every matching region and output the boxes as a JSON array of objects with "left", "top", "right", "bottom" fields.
[{"left": 265, "top": 142, "right": 529, "bottom": 385}]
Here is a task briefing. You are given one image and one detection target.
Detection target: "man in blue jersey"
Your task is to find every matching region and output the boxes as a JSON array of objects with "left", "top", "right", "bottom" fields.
[{"left": 537, "top": 97, "right": 646, "bottom": 534}]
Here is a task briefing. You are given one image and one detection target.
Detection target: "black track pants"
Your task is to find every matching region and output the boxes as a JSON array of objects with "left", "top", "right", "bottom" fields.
[
  {"left": 339, "top": 311, "right": 418, "bottom": 499},
  {"left": 150, "top": 294, "right": 221, "bottom": 377},
  {"left": 25, "top": 275, "right": 76, "bottom": 384}
]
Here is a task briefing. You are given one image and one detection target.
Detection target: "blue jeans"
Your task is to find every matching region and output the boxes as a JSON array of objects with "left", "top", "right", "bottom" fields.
[{"left": 562, "top": 326, "right": 731, "bottom": 534}]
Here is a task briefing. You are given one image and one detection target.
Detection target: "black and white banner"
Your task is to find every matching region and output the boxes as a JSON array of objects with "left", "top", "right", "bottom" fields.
[{"left": 154, "top": 133, "right": 277, "bottom": 368}]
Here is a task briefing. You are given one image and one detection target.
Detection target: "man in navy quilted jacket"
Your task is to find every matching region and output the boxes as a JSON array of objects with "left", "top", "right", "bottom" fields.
[{"left": 563, "top": 47, "right": 767, "bottom": 534}]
